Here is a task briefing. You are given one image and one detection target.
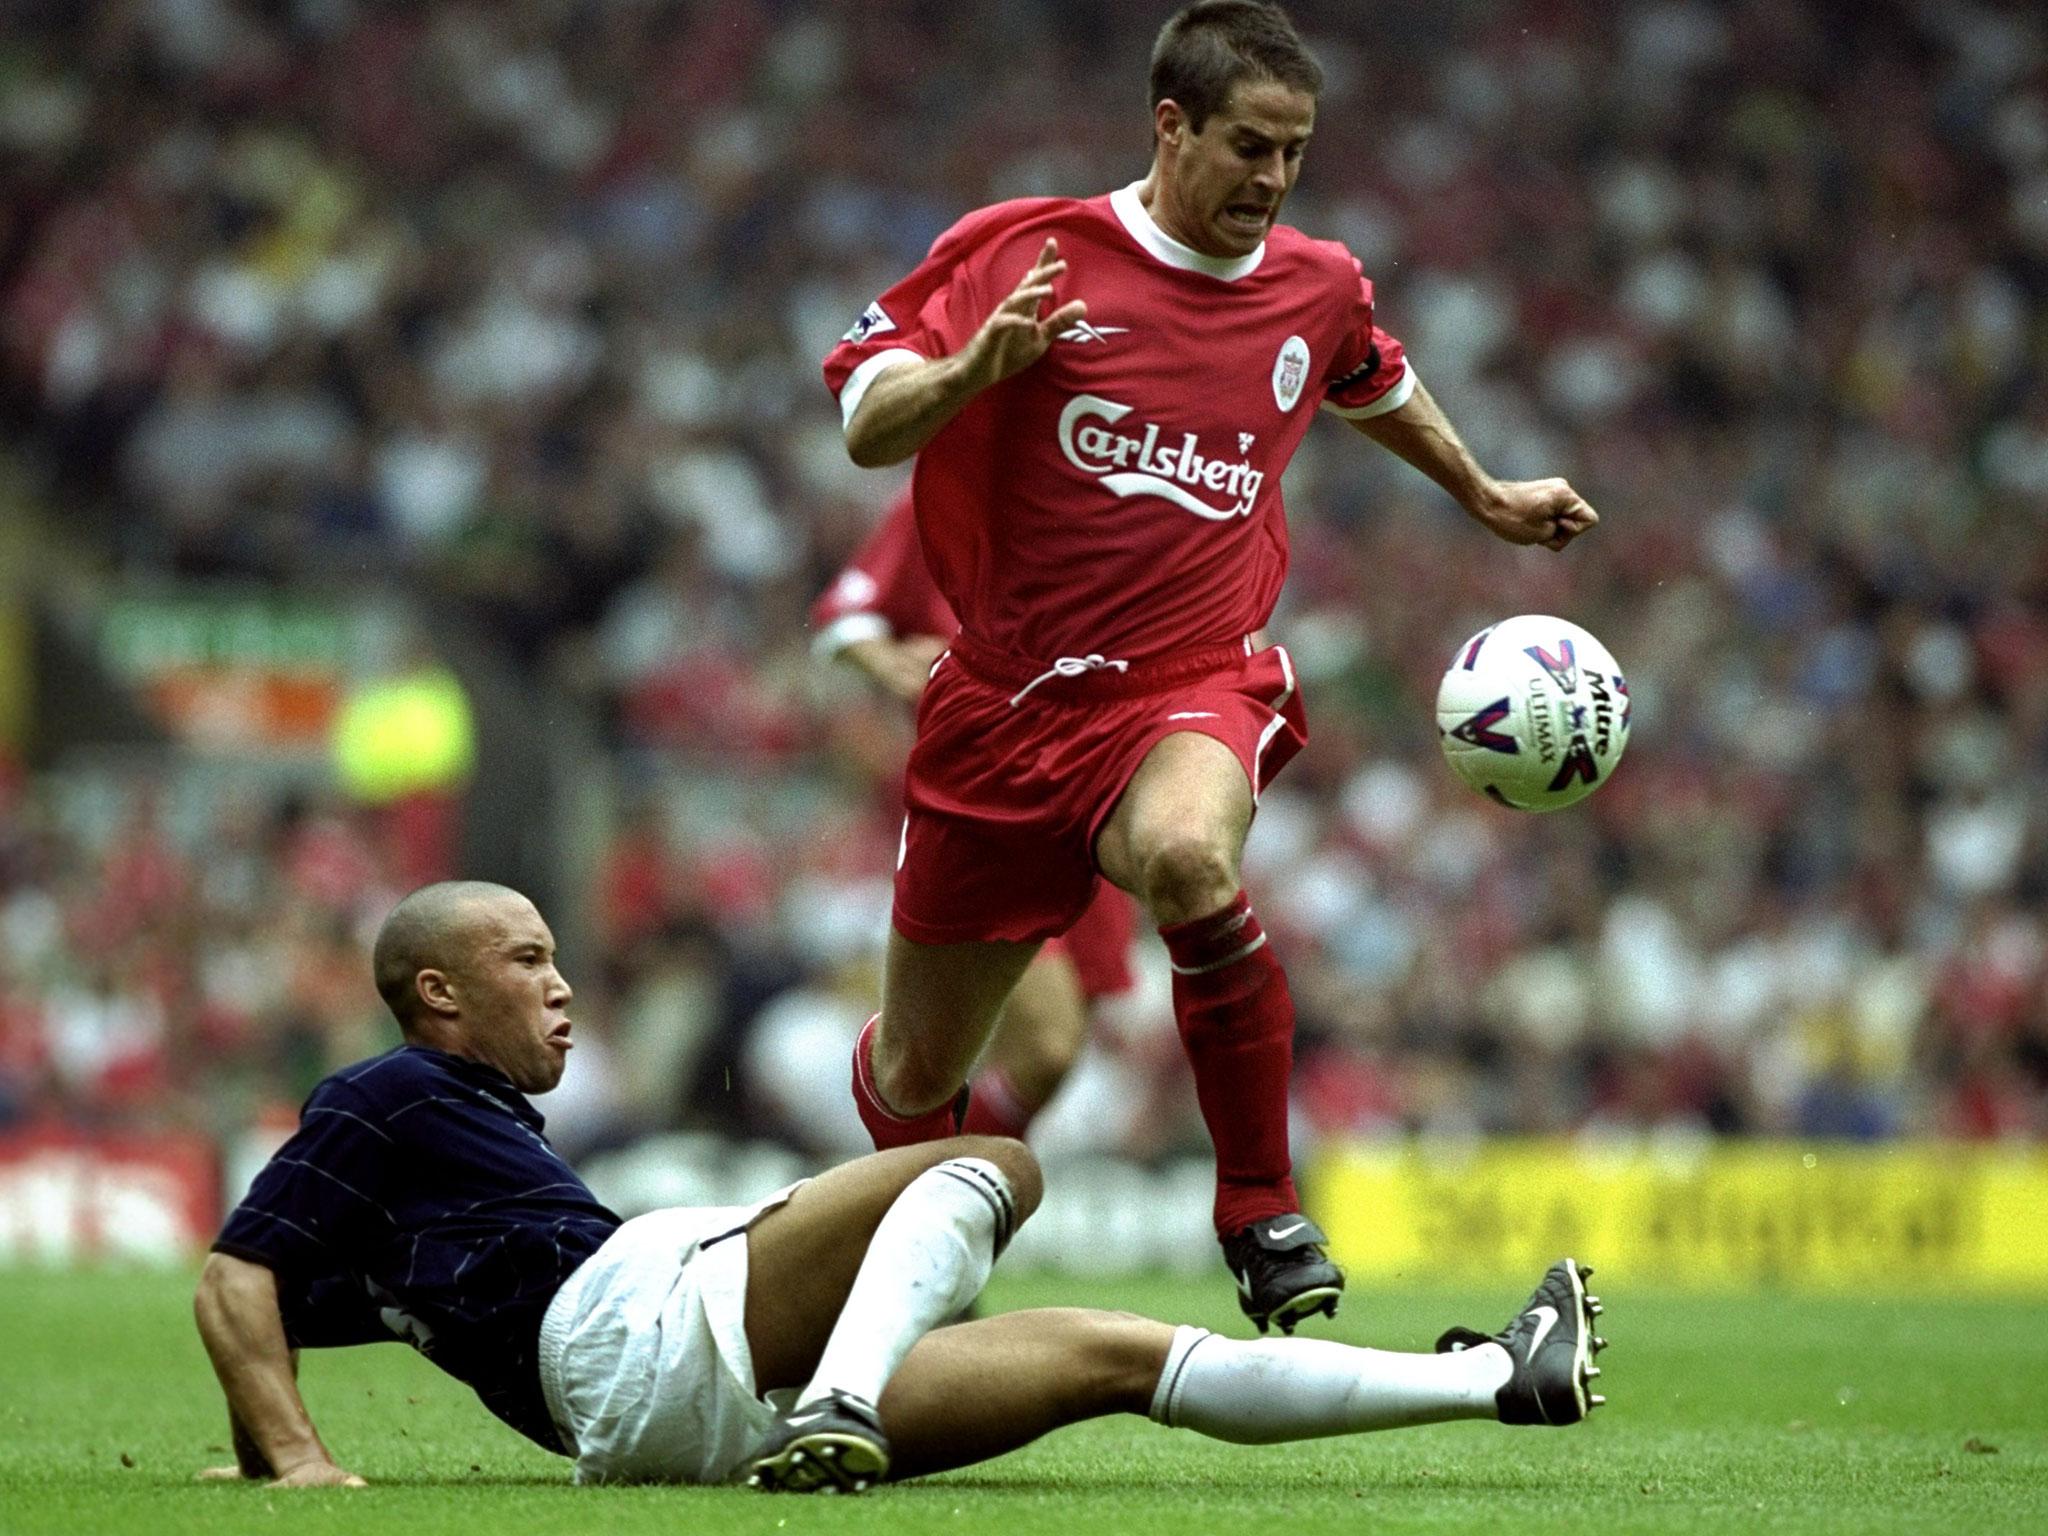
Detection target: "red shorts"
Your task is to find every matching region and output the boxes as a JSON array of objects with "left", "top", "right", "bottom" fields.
[
  {"left": 893, "top": 636, "right": 1308, "bottom": 947},
  {"left": 1043, "top": 879, "right": 1138, "bottom": 1000}
]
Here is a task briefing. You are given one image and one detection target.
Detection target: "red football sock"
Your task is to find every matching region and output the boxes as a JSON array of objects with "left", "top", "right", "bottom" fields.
[
  {"left": 1158, "top": 892, "right": 1301, "bottom": 1238},
  {"left": 851, "top": 1014, "right": 968, "bottom": 1150},
  {"left": 960, "top": 1065, "right": 1036, "bottom": 1139}
]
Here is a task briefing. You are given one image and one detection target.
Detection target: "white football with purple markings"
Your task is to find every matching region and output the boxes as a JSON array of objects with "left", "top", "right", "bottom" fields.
[{"left": 1436, "top": 615, "right": 1631, "bottom": 811}]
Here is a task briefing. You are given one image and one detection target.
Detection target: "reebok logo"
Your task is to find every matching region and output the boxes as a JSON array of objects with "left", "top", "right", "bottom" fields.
[
  {"left": 1058, "top": 322, "right": 1129, "bottom": 344},
  {"left": 1058, "top": 394, "right": 1265, "bottom": 521}
]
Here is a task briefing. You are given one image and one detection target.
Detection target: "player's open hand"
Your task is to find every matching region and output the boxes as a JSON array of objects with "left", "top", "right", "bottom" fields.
[
  {"left": 962, "top": 238, "right": 1087, "bottom": 389},
  {"left": 1474, "top": 478, "right": 1599, "bottom": 551}
]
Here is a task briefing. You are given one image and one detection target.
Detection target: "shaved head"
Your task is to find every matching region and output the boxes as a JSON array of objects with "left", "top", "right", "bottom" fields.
[
  {"left": 372, "top": 880, "right": 525, "bottom": 1030},
  {"left": 370, "top": 880, "right": 575, "bottom": 1092}
]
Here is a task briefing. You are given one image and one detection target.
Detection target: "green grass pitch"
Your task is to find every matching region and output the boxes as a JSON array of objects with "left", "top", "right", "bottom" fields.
[{"left": 5, "top": 1266, "right": 2044, "bottom": 1535}]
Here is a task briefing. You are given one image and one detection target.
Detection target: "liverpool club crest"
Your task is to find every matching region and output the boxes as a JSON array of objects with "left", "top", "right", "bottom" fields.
[{"left": 1272, "top": 335, "right": 1310, "bottom": 411}]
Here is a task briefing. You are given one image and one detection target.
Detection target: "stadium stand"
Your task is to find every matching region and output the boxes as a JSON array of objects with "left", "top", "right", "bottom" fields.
[{"left": 0, "top": 0, "right": 2041, "bottom": 1193}]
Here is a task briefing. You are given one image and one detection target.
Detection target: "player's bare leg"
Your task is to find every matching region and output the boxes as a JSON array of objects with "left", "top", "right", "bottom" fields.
[
  {"left": 742, "top": 1135, "right": 1042, "bottom": 1390},
  {"left": 1096, "top": 731, "right": 1252, "bottom": 925},
  {"left": 869, "top": 1260, "right": 1608, "bottom": 1482},
  {"left": 963, "top": 946, "right": 1088, "bottom": 1137},
  {"left": 1096, "top": 730, "right": 1342, "bottom": 1333},
  {"left": 878, "top": 1308, "right": 1167, "bottom": 1475},
  {"left": 740, "top": 1134, "right": 1042, "bottom": 1492},
  {"left": 853, "top": 932, "right": 1040, "bottom": 1149}
]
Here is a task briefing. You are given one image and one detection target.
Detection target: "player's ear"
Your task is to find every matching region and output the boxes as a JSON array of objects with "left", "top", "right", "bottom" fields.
[
  {"left": 1155, "top": 98, "right": 1187, "bottom": 150},
  {"left": 415, "top": 967, "right": 460, "bottom": 1019}
]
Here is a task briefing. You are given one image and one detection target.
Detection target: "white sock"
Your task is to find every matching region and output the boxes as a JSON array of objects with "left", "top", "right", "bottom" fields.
[
  {"left": 794, "top": 1157, "right": 1015, "bottom": 1410},
  {"left": 1148, "top": 1325, "right": 1513, "bottom": 1442}
]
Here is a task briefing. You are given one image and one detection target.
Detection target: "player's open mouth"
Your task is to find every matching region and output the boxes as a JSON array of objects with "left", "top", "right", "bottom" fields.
[
  {"left": 547, "top": 1023, "right": 573, "bottom": 1052},
  {"left": 1222, "top": 204, "right": 1272, "bottom": 235}
]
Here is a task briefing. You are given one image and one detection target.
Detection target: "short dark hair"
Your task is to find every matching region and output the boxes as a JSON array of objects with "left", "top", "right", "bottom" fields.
[
  {"left": 371, "top": 880, "right": 518, "bottom": 1029},
  {"left": 1150, "top": 1, "right": 1323, "bottom": 133}
]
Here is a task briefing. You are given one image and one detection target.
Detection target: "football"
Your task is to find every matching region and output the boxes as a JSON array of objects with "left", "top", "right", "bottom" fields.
[{"left": 1436, "top": 615, "right": 1631, "bottom": 811}]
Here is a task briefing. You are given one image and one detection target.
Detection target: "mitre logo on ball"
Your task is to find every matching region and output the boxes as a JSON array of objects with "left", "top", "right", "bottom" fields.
[{"left": 1057, "top": 394, "right": 1264, "bottom": 520}]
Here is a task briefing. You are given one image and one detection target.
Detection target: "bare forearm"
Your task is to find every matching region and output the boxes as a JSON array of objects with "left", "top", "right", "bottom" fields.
[
  {"left": 1350, "top": 380, "right": 1502, "bottom": 518},
  {"left": 840, "top": 632, "right": 945, "bottom": 702},
  {"left": 194, "top": 1256, "right": 334, "bottom": 1477},
  {"left": 1352, "top": 380, "right": 1598, "bottom": 550},
  {"left": 845, "top": 354, "right": 986, "bottom": 468}
]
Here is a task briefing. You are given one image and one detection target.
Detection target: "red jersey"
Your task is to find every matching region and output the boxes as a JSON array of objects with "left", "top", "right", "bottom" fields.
[
  {"left": 823, "top": 185, "right": 1412, "bottom": 663},
  {"left": 809, "top": 490, "right": 956, "bottom": 658}
]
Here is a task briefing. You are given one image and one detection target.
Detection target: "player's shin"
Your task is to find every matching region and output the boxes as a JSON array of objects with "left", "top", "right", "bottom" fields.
[
  {"left": 795, "top": 1157, "right": 1017, "bottom": 1411},
  {"left": 1148, "top": 1326, "right": 1514, "bottom": 1442},
  {"left": 1159, "top": 893, "right": 1299, "bottom": 1233}
]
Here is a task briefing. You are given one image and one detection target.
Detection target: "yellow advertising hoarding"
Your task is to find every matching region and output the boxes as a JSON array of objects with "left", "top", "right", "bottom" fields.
[{"left": 1309, "top": 1140, "right": 2048, "bottom": 1294}]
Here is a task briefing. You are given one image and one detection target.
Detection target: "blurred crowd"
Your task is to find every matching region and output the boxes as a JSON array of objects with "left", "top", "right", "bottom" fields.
[{"left": 1, "top": 0, "right": 2044, "bottom": 1153}]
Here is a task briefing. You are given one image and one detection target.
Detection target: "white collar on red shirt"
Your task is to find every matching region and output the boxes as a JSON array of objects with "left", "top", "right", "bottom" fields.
[{"left": 1110, "top": 183, "right": 1266, "bottom": 281}]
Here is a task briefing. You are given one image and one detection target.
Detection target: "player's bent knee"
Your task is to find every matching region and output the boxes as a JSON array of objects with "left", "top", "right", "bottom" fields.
[
  {"left": 951, "top": 1135, "right": 1043, "bottom": 1218},
  {"left": 1136, "top": 834, "right": 1238, "bottom": 918}
]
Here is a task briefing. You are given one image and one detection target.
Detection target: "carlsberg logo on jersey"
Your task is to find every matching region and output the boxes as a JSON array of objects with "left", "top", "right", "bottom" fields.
[{"left": 1058, "top": 395, "right": 1265, "bottom": 521}]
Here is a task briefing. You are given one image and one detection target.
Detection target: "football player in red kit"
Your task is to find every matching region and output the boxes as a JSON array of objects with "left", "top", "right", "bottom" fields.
[
  {"left": 823, "top": 0, "right": 1598, "bottom": 1333},
  {"left": 811, "top": 489, "right": 1138, "bottom": 1141}
]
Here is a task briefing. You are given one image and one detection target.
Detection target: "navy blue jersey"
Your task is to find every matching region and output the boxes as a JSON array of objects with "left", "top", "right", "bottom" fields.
[{"left": 213, "top": 1045, "right": 622, "bottom": 1453}]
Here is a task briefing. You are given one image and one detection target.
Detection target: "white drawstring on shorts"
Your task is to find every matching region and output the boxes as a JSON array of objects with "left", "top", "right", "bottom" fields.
[{"left": 1008, "top": 653, "right": 1131, "bottom": 706}]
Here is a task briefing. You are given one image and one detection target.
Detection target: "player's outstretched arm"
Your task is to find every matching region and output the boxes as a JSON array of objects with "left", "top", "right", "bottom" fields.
[
  {"left": 845, "top": 237, "right": 1087, "bottom": 467},
  {"left": 193, "top": 1253, "right": 366, "bottom": 1489},
  {"left": 1349, "top": 380, "right": 1598, "bottom": 551}
]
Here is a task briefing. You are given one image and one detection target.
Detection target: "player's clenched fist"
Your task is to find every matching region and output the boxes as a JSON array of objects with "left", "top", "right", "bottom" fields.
[
  {"left": 959, "top": 238, "right": 1088, "bottom": 391},
  {"left": 1474, "top": 478, "right": 1600, "bottom": 552}
]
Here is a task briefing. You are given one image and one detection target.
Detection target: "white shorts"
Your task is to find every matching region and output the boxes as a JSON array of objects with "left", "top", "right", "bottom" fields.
[{"left": 536, "top": 1186, "right": 802, "bottom": 1484}]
